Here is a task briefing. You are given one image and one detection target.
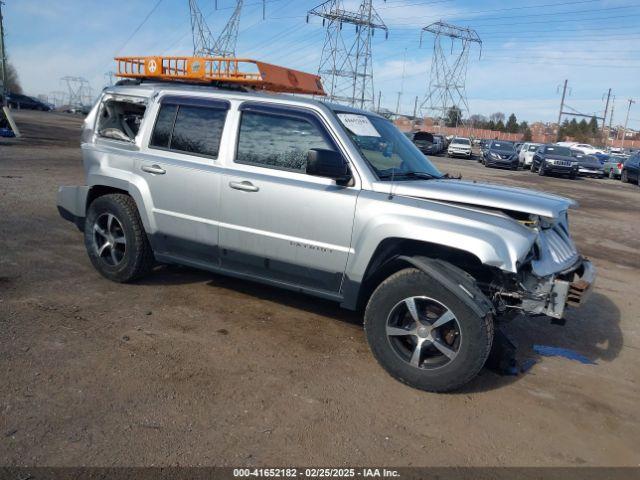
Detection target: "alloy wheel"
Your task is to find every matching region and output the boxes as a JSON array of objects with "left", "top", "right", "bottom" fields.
[
  {"left": 92, "top": 213, "right": 127, "bottom": 266},
  {"left": 385, "top": 296, "right": 462, "bottom": 370}
]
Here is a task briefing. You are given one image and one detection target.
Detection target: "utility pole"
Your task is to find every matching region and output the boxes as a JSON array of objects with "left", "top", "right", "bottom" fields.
[
  {"left": 376, "top": 90, "right": 381, "bottom": 113},
  {"left": 608, "top": 96, "right": 615, "bottom": 144},
  {"left": 396, "top": 48, "right": 407, "bottom": 115},
  {"left": 557, "top": 79, "right": 568, "bottom": 129},
  {"left": 602, "top": 88, "right": 611, "bottom": 138},
  {"left": 413, "top": 95, "right": 418, "bottom": 119},
  {"left": 0, "top": 0, "right": 7, "bottom": 107},
  {"left": 621, "top": 98, "right": 635, "bottom": 150}
]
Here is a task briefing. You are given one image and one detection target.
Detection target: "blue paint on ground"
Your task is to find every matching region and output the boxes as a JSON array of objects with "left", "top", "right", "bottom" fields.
[{"left": 533, "top": 345, "right": 596, "bottom": 365}]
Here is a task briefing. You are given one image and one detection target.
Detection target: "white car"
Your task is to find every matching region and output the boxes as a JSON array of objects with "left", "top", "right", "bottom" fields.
[
  {"left": 556, "top": 142, "right": 604, "bottom": 155},
  {"left": 447, "top": 137, "right": 472, "bottom": 158},
  {"left": 519, "top": 142, "right": 541, "bottom": 166}
]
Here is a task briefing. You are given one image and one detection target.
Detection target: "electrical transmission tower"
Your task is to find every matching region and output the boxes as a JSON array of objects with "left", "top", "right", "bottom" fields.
[
  {"left": 189, "top": 0, "right": 216, "bottom": 56},
  {"left": 212, "top": 0, "right": 243, "bottom": 57},
  {"left": 419, "top": 21, "right": 481, "bottom": 124},
  {"left": 189, "top": 0, "right": 255, "bottom": 58},
  {"left": 308, "top": 0, "right": 387, "bottom": 111},
  {"left": 61, "top": 76, "right": 93, "bottom": 107}
]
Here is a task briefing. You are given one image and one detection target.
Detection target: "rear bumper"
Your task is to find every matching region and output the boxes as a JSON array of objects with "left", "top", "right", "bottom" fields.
[{"left": 57, "top": 185, "right": 89, "bottom": 231}]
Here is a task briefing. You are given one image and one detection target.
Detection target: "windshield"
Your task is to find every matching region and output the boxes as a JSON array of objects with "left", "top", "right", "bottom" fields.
[
  {"left": 335, "top": 112, "right": 443, "bottom": 180},
  {"left": 491, "top": 142, "right": 515, "bottom": 152},
  {"left": 528, "top": 145, "right": 538, "bottom": 152},
  {"left": 544, "top": 146, "right": 572, "bottom": 156},
  {"left": 452, "top": 138, "right": 470, "bottom": 145}
]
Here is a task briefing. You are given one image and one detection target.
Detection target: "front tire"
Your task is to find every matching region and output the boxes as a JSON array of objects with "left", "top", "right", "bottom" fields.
[
  {"left": 84, "top": 194, "right": 155, "bottom": 283},
  {"left": 364, "top": 268, "right": 493, "bottom": 393}
]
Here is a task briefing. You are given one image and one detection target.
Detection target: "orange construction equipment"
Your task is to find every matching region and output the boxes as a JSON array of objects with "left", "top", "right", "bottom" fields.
[{"left": 114, "top": 56, "right": 325, "bottom": 96}]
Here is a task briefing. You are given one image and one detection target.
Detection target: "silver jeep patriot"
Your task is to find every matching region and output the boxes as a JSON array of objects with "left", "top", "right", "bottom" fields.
[{"left": 58, "top": 83, "right": 595, "bottom": 392}]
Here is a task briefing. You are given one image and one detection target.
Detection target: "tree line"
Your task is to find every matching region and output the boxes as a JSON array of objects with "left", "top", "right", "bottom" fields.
[
  {"left": 445, "top": 107, "right": 533, "bottom": 140},
  {"left": 445, "top": 106, "right": 606, "bottom": 143}
]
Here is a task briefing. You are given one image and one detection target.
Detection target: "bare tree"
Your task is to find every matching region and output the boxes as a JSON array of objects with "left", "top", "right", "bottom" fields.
[
  {"left": 468, "top": 114, "right": 487, "bottom": 128},
  {"left": 4, "top": 61, "right": 22, "bottom": 94},
  {"left": 489, "top": 112, "right": 505, "bottom": 123}
]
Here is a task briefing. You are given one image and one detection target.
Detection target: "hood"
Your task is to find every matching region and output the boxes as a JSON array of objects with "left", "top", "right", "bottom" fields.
[{"left": 371, "top": 179, "right": 576, "bottom": 218}]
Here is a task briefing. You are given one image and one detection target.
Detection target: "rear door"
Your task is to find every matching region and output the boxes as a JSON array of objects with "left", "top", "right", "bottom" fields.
[
  {"left": 218, "top": 102, "right": 359, "bottom": 295},
  {"left": 138, "top": 95, "right": 230, "bottom": 264}
]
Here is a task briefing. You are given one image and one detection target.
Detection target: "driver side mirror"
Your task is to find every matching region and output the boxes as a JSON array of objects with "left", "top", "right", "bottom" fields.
[{"left": 306, "top": 149, "right": 352, "bottom": 186}]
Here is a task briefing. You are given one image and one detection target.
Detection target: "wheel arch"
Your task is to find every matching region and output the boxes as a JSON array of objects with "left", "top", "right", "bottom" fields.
[
  {"left": 341, "top": 238, "right": 498, "bottom": 313},
  {"left": 85, "top": 181, "right": 153, "bottom": 233}
]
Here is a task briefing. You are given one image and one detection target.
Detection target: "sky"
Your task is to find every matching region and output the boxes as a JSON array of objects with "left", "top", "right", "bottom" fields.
[{"left": 3, "top": 0, "right": 640, "bottom": 129}]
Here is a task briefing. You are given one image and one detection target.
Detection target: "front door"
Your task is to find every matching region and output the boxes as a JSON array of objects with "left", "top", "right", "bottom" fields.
[{"left": 219, "top": 103, "right": 359, "bottom": 294}]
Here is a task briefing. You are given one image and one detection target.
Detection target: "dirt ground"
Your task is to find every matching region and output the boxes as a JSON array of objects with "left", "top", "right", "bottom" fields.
[{"left": 1, "top": 111, "right": 639, "bottom": 467}]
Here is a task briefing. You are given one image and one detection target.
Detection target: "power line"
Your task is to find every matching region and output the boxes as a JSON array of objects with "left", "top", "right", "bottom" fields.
[{"left": 114, "top": 0, "right": 164, "bottom": 55}]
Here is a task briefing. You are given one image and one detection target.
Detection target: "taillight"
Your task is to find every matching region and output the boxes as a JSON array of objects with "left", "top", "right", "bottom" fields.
[{"left": 618, "top": 163, "right": 623, "bottom": 170}]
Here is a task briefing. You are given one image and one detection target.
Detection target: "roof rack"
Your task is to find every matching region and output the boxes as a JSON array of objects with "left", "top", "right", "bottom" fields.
[{"left": 114, "top": 56, "right": 325, "bottom": 96}]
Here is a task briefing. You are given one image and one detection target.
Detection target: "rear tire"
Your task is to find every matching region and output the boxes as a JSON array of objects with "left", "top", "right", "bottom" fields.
[
  {"left": 538, "top": 164, "right": 545, "bottom": 176},
  {"left": 364, "top": 268, "right": 493, "bottom": 393},
  {"left": 84, "top": 194, "right": 155, "bottom": 283}
]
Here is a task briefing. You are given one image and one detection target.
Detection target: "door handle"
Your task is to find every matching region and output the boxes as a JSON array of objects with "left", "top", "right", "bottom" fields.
[
  {"left": 141, "top": 164, "right": 166, "bottom": 175},
  {"left": 229, "top": 180, "right": 259, "bottom": 192}
]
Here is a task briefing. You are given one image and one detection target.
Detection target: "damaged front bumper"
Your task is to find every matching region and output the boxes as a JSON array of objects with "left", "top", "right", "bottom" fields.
[{"left": 521, "top": 258, "right": 596, "bottom": 319}]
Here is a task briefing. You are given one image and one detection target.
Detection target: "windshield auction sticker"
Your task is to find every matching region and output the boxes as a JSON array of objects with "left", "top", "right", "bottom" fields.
[{"left": 337, "top": 113, "right": 381, "bottom": 137}]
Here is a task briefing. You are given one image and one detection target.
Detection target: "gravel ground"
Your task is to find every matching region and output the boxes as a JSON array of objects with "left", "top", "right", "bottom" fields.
[{"left": 1, "top": 111, "right": 639, "bottom": 467}]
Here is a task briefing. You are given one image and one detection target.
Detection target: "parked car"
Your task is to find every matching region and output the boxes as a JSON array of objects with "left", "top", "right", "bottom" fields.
[
  {"left": 603, "top": 155, "right": 627, "bottom": 179},
  {"left": 518, "top": 142, "right": 541, "bottom": 167},
  {"left": 7, "top": 92, "right": 52, "bottom": 111},
  {"left": 408, "top": 131, "right": 438, "bottom": 156},
  {"left": 56, "top": 81, "right": 595, "bottom": 393},
  {"left": 432, "top": 134, "right": 446, "bottom": 153},
  {"left": 447, "top": 137, "right": 472, "bottom": 158},
  {"left": 570, "top": 150, "right": 604, "bottom": 178},
  {"left": 593, "top": 152, "right": 610, "bottom": 165},
  {"left": 621, "top": 153, "right": 640, "bottom": 184},
  {"left": 557, "top": 142, "right": 605, "bottom": 156},
  {"left": 514, "top": 143, "right": 524, "bottom": 155},
  {"left": 531, "top": 145, "right": 579, "bottom": 179},
  {"left": 482, "top": 140, "right": 518, "bottom": 169}
]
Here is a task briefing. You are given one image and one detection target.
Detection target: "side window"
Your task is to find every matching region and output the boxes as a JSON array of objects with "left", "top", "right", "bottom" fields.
[
  {"left": 171, "top": 106, "right": 226, "bottom": 157},
  {"left": 149, "top": 104, "right": 177, "bottom": 148},
  {"left": 236, "top": 110, "right": 331, "bottom": 172},
  {"left": 97, "top": 98, "right": 146, "bottom": 142},
  {"left": 149, "top": 101, "right": 227, "bottom": 158}
]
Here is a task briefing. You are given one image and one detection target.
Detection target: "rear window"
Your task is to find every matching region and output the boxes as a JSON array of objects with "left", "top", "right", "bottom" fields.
[
  {"left": 528, "top": 145, "right": 538, "bottom": 151},
  {"left": 149, "top": 101, "right": 228, "bottom": 158},
  {"left": 452, "top": 138, "right": 470, "bottom": 145},
  {"left": 97, "top": 98, "right": 147, "bottom": 142}
]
